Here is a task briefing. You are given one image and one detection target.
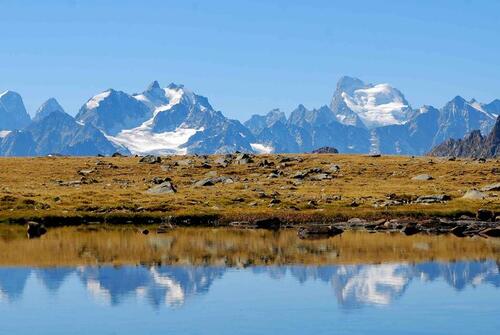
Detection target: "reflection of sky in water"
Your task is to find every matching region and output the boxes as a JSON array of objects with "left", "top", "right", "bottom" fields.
[{"left": 0, "top": 261, "right": 499, "bottom": 334}]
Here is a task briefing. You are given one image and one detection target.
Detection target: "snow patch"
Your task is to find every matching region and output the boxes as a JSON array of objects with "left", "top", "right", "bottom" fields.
[
  {"left": 250, "top": 143, "right": 274, "bottom": 154},
  {"left": 469, "top": 101, "right": 495, "bottom": 119},
  {"left": 107, "top": 126, "right": 201, "bottom": 155},
  {"left": 341, "top": 83, "right": 410, "bottom": 128},
  {"left": 0, "top": 130, "right": 11, "bottom": 138},
  {"left": 85, "top": 91, "right": 111, "bottom": 109}
]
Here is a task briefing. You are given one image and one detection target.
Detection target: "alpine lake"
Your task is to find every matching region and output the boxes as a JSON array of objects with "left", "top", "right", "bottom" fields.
[{"left": 0, "top": 225, "right": 499, "bottom": 334}]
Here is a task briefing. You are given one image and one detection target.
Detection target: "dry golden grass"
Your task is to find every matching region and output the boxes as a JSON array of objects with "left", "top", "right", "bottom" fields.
[
  {"left": 0, "top": 226, "right": 498, "bottom": 266},
  {"left": 0, "top": 154, "right": 498, "bottom": 224}
]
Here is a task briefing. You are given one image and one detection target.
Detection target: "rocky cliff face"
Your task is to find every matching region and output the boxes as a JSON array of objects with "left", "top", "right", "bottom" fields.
[{"left": 429, "top": 115, "right": 500, "bottom": 158}]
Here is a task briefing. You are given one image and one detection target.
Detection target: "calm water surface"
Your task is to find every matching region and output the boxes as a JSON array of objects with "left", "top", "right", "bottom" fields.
[
  {"left": 0, "top": 228, "right": 499, "bottom": 334},
  {"left": 0, "top": 261, "right": 499, "bottom": 335}
]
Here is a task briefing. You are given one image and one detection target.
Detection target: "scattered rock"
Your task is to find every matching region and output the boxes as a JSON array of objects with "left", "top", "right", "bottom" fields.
[
  {"left": 269, "top": 198, "right": 281, "bottom": 205},
  {"left": 415, "top": 194, "right": 451, "bottom": 204},
  {"left": 411, "top": 174, "right": 434, "bottom": 181},
  {"left": 112, "top": 152, "right": 125, "bottom": 157},
  {"left": 150, "top": 176, "right": 171, "bottom": 185},
  {"left": 462, "top": 189, "right": 487, "bottom": 200},
  {"left": 141, "top": 229, "right": 150, "bottom": 235},
  {"left": 27, "top": 221, "right": 47, "bottom": 239},
  {"left": 146, "top": 181, "right": 177, "bottom": 194},
  {"left": 481, "top": 183, "right": 500, "bottom": 192},
  {"left": 140, "top": 155, "right": 161, "bottom": 164},
  {"left": 329, "top": 164, "right": 341, "bottom": 173},
  {"left": 175, "top": 159, "right": 192, "bottom": 166},
  {"left": 477, "top": 209, "right": 494, "bottom": 221},
  {"left": 234, "top": 153, "right": 254, "bottom": 164},
  {"left": 78, "top": 168, "right": 95, "bottom": 176},
  {"left": 194, "top": 176, "right": 233, "bottom": 187},
  {"left": 258, "top": 159, "right": 274, "bottom": 167},
  {"left": 215, "top": 155, "right": 233, "bottom": 167}
]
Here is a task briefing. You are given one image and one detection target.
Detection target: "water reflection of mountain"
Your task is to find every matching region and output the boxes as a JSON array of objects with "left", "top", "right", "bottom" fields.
[
  {"left": 0, "top": 261, "right": 498, "bottom": 308},
  {"left": 77, "top": 266, "right": 225, "bottom": 308},
  {"left": 0, "top": 268, "right": 31, "bottom": 302}
]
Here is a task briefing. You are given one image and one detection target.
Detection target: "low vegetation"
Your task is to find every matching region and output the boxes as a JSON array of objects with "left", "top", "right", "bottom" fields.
[{"left": 0, "top": 154, "right": 498, "bottom": 225}]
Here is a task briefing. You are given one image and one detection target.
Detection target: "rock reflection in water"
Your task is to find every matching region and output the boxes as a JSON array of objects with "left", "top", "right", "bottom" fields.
[{"left": 0, "top": 261, "right": 498, "bottom": 309}]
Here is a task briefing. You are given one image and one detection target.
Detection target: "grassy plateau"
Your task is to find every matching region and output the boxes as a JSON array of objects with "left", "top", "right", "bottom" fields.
[{"left": 0, "top": 153, "right": 498, "bottom": 226}]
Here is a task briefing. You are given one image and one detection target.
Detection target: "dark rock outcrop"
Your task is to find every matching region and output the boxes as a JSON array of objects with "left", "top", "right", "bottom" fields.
[
  {"left": 311, "top": 146, "right": 339, "bottom": 154},
  {"left": 429, "top": 115, "right": 500, "bottom": 158}
]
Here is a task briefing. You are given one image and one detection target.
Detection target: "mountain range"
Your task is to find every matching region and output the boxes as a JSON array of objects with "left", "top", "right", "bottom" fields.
[{"left": 1, "top": 76, "right": 499, "bottom": 156}]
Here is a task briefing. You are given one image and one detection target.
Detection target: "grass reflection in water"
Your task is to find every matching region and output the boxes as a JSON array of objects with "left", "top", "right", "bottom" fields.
[{"left": 0, "top": 226, "right": 498, "bottom": 267}]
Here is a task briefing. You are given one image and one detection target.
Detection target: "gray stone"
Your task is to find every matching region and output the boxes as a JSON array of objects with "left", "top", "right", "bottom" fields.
[
  {"left": 411, "top": 174, "right": 434, "bottom": 181},
  {"left": 481, "top": 183, "right": 500, "bottom": 192},
  {"left": 146, "top": 181, "right": 177, "bottom": 194},
  {"left": 462, "top": 189, "right": 487, "bottom": 200},
  {"left": 415, "top": 194, "right": 451, "bottom": 203},
  {"left": 139, "top": 155, "right": 161, "bottom": 164}
]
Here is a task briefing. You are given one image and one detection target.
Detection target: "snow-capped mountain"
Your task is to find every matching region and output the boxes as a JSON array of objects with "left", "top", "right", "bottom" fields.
[
  {"left": 103, "top": 81, "right": 254, "bottom": 155},
  {"left": 0, "top": 98, "right": 126, "bottom": 157},
  {"left": 330, "top": 76, "right": 413, "bottom": 129},
  {"left": 1, "top": 76, "right": 499, "bottom": 157},
  {"left": 433, "top": 95, "right": 497, "bottom": 145},
  {"left": 0, "top": 90, "right": 31, "bottom": 131},
  {"left": 76, "top": 89, "right": 152, "bottom": 136}
]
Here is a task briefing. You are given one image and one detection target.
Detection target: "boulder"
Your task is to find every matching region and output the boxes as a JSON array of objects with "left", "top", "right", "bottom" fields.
[
  {"left": 234, "top": 153, "right": 254, "bottom": 164},
  {"left": 146, "top": 181, "right": 177, "bottom": 194},
  {"left": 481, "top": 183, "right": 500, "bottom": 192},
  {"left": 78, "top": 168, "right": 95, "bottom": 176},
  {"left": 477, "top": 209, "right": 494, "bottom": 221},
  {"left": 194, "top": 176, "right": 233, "bottom": 187},
  {"left": 415, "top": 194, "right": 451, "bottom": 204},
  {"left": 462, "top": 189, "right": 487, "bottom": 200},
  {"left": 26, "top": 221, "right": 47, "bottom": 239},
  {"left": 140, "top": 155, "right": 161, "bottom": 164},
  {"left": 112, "top": 152, "right": 125, "bottom": 157},
  {"left": 411, "top": 174, "right": 434, "bottom": 181},
  {"left": 311, "top": 146, "right": 339, "bottom": 154},
  {"left": 329, "top": 164, "right": 341, "bottom": 173}
]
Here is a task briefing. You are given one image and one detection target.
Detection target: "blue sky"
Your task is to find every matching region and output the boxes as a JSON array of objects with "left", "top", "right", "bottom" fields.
[{"left": 1, "top": 0, "right": 499, "bottom": 120}]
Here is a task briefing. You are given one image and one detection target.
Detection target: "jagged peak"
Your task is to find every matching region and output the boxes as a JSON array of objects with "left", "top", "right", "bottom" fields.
[
  {"left": 0, "top": 90, "right": 22, "bottom": 99},
  {"left": 450, "top": 95, "right": 467, "bottom": 104},
  {"left": 34, "top": 98, "right": 65, "bottom": 121},
  {"left": 167, "top": 83, "right": 184, "bottom": 90},
  {"left": 147, "top": 80, "right": 161, "bottom": 91},
  {"left": 335, "top": 76, "right": 366, "bottom": 95}
]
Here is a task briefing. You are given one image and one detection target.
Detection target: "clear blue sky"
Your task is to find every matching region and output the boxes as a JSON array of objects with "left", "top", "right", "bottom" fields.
[{"left": 1, "top": 0, "right": 499, "bottom": 120}]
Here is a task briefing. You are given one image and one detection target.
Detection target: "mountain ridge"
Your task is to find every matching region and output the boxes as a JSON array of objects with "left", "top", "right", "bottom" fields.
[{"left": 1, "top": 77, "right": 498, "bottom": 156}]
